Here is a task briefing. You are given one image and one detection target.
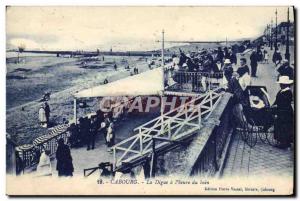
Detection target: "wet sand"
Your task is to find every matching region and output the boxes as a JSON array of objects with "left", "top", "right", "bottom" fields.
[{"left": 6, "top": 54, "right": 155, "bottom": 145}]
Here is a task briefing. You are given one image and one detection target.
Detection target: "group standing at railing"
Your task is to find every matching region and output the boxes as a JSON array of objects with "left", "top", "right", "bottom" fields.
[
  {"left": 14, "top": 96, "right": 139, "bottom": 176},
  {"left": 165, "top": 46, "right": 238, "bottom": 92}
]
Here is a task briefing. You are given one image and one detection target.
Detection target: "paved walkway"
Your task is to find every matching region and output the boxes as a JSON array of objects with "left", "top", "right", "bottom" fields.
[{"left": 222, "top": 47, "right": 294, "bottom": 178}]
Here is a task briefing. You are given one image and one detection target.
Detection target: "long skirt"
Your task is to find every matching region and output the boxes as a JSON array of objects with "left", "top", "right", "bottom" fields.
[{"left": 274, "top": 109, "right": 294, "bottom": 147}]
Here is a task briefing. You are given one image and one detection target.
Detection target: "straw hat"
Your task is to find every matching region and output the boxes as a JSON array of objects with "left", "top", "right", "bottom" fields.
[
  {"left": 277, "top": 76, "right": 293, "bottom": 84},
  {"left": 224, "top": 59, "right": 231, "bottom": 64}
]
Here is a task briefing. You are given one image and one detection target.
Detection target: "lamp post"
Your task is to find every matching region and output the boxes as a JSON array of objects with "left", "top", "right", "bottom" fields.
[
  {"left": 275, "top": 9, "right": 278, "bottom": 51},
  {"left": 161, "top": 29, "right": 165, "bottom": 68},
  {"left": 285, "top": 7, "right": 290, "bottom": 64},
  {"left": 270, "top": 19, "right": 273, "bottom": 50},
  {"left": 266, "top": 24, "right": 270, "bottom": 47}
]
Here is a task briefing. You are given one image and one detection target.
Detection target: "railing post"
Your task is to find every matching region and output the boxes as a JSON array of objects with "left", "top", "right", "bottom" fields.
[
  {"left": 73, "top": 98, "right": 77, "bottom": 125},
  {"left": 140, "top": 134, "right": 143, "bottom": 155},
  {"left": 113, "top": 147, "right": 116, "bottom": 171},
  {"left": 208, "top": 73, "right": 211, "bottom": 91},
  {"left": 210, "top": 90, "right": 213, "bottom": 109},
  {"left": 184, "top": 104, "right": 188, "bottom": 119},
  {"left": 22, "top": 150, "right": 25, "bottom": 174},
  {"left": 198, "top": 106, "right": 201, "bottom": 129},
  {"left": 198, "top": 73, "right": 201, "bottom": 91},
  {"left": 150, "top": 138, "right": 156, "bottom": 178},
  {"left": 168, "top": 120, "right": 171, "bottom": 140}
]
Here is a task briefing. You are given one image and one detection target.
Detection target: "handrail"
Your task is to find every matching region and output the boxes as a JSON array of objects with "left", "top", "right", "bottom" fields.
[
  {"left": 112, "top": 87, "right": 224, "bottom": 171},
  {"left": 15, "top": 124, "right": 69, "bottom": 170},
  {"left": 165, "top": 70, "right": 224, "bottom": 92},
  {"left": 133, "top": 87, "right": 220, "bottom": 133}
]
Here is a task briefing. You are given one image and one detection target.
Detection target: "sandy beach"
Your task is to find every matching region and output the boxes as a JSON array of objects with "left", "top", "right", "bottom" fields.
[{"left": 6, "top": 53, "right": 155, "bottom": 145}]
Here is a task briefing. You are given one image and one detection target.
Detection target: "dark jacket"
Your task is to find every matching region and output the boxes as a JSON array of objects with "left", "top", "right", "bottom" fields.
[
  {"left": 44, "top": 103, "right": 50, "bottom": 118},
  {"left": 212, "top": 63, "right": 222, "bottom": 73},
  {"left": 229, "top": 53, "right": 237, "bottom": 65},
  {"left": 250, "top": 52, "right": 259, "bottom": 65},
  {"left": 216, "top": 51, "right": 224, "bottom": 62},
  {"left": 228, "top": 77, "right": 249, "bottom": 107},
  {"left": 56, "top": 144, "right": 74, "bottom": 176},
  {"left": 277, "top": 64, "right": 294, "bottom": 80},
  {"left": 273, "top": 88, "right": 294, "bottom": 145},
  {"left": 273, "top": 88, "right": 293, "bottom": 111},
  {"left": 272, "top": 52, "right": 282, "bottom": 64},
  {"left": 223, "top": 65, "right": 233, "bottom": 81},
  {"left": 237, "top": 65, "right": 250, "bottom": 77}
]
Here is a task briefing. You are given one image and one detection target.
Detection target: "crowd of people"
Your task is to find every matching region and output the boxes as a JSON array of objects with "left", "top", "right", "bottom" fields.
[
  {"left": 170, "top": 46, "right": 237, "bottom": 74},
  {"left": 167, "top": 46, "right": 238, "bottom": 92},
  {"left": 168, "top": 43, "right": 294, "bottom": 150},
  {"left": 32, "top": 42, "right": 294, "bottom": 178},
  {"left": 35, "top": 109, "right": 117, "bottom": 177},
  {"left": 67, "top": 110, "right": 116, "bottom": 151},
  {"left": 226, "top": 45, "right": 294, "bottom": 150}
]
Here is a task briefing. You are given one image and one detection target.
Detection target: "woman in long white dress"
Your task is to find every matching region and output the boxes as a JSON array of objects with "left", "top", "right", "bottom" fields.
[
  {"left": 38, "top": 105, "right": 47, "bottom": 128},
  {"left": 36, "top": 150, "right": 52, "bottom": 177}
]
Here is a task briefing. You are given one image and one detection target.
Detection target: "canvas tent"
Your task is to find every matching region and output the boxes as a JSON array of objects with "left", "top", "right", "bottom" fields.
[
  {"left": 74, "top": 67, "right": 164, "bottom": 98},
  {"left": 72, "top": 68, "right": 164, "bottom": 123}
]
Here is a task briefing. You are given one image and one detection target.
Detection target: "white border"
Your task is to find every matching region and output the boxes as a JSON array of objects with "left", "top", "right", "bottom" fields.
[{"left": 1, "top": 0, "right": 299, "bottom": 200}]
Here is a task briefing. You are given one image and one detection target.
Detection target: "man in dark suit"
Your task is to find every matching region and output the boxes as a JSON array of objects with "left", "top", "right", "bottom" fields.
[
  {"left": 229, "top": 49, "right": 237, "bottom": 65},
  {"left": 250, "top": 49, "right": 259, "bottom": 77},
  {"left": 237, "top": 58, "right": 250, "bottom": 77},
  {"left": 272, "top": 50, "right": 282, "bottom": 66},
  {"left": 44, "top": 102, "right": 50, "bottom": 126},
  {"left": 277, "top": 59, "right": 294, "bottom": 80}
]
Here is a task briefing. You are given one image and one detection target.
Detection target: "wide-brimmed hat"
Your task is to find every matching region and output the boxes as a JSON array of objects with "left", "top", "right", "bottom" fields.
[
  {"left": 224, "top": 59, "right": 231, "bottom": 64},
  {"left": 277, "top": 76, "right": 293, "bottom": 84}
]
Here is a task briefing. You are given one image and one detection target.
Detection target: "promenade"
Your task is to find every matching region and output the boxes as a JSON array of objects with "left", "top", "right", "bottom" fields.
[
  {"left": 27, "top": 46, "right": 294, "bottom": 179},
  {"left": 222, "top": 46, "right": 294, "bottom": 178}
]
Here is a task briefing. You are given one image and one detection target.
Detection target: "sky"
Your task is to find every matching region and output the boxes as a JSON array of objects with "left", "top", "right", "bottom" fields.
[{"left": 6, "top": 6, "right": 294, "bottom": 51}]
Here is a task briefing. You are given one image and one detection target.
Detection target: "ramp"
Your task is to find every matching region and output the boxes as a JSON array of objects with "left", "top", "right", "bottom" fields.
[{"left": 112, "top": 87, "right": 225, "bottom": 171}]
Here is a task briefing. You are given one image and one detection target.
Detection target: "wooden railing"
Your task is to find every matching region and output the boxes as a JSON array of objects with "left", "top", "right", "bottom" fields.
[
  {"left": 15, "top": 124, "right": 69, "bottom": 171},
  {"left": 112, "top": 87, "right": 224, "bottom": 171},
  {"left": 165, "top": 70, "right": 224, "bottom": 92}
]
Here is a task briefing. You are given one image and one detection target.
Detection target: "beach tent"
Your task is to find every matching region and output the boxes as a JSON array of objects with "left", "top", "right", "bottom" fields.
[
  {"left": 72, "top": 68, "right": 164, "bottom": 123},
  {"left": 74, "top": 67, "right": 164, "bottom": 98}
]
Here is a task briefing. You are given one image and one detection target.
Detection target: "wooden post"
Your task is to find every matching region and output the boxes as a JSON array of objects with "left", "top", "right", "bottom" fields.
[
  {"left": 168, "top": 121, "right": 171, "bottom": 139},
  {"left": 150, "top": 138, "right": 156, "bottom": 178},
  {"left": 113, "top": 148, "right": 116, "bottom": 171},
  {"left": 275, "top": 9, "right": 278, "bottom": 51},
  {"left": 73, "top": 98, "right": 77, "bottom": 125},
  {"left": 285, "top": 7, "right": 290, "bottom": 64},
  {"left": 161, "top": 29, "right": 165, "bottom": 68},
  {"left": 140, "top": 134, "right": 143, "bottom": 154},
  {"left": 160, "top": 92, "right": 164, "bottom": 135},
  {"left": 198, "top": 107, "right": 202, "bottom": 129},
  {"left": 270, "top": 19, "right": 273, "bottom": 50}
]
